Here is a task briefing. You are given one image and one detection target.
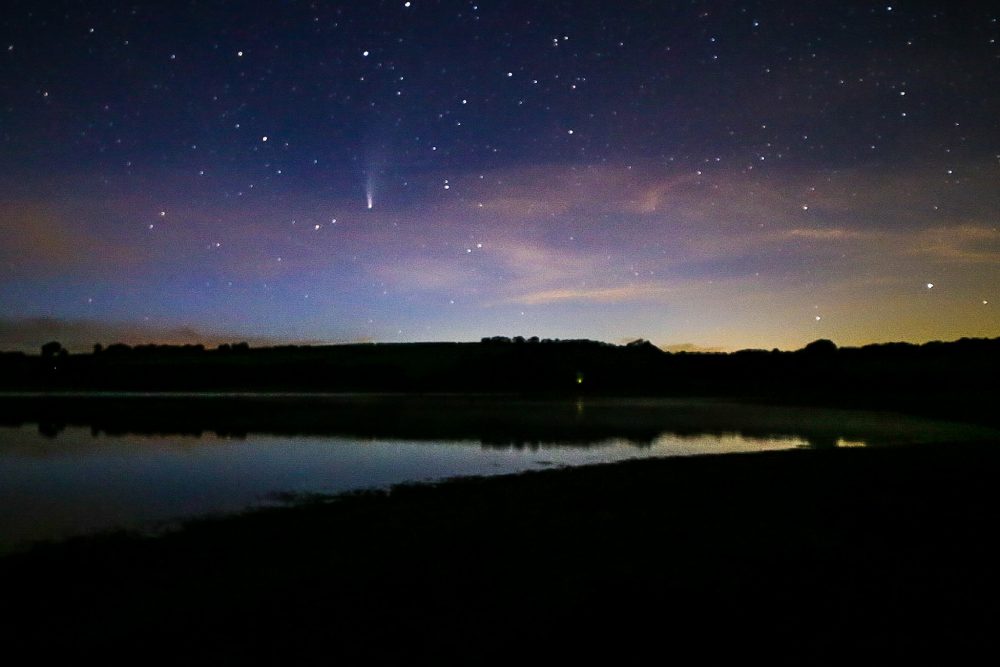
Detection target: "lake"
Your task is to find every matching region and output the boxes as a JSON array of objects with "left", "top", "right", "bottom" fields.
[{"left": 1, "top": 393, "right": 996, "bottom": 550}]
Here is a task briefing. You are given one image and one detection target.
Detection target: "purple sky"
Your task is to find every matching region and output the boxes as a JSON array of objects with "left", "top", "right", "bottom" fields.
[{"left": 1, "top": 1, "right": 997, "bottom": 351}]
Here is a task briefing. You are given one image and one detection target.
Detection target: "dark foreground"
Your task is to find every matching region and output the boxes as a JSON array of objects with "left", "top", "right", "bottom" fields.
[{"left": 2, "top": 442, "right": 998, "bottom": 664}]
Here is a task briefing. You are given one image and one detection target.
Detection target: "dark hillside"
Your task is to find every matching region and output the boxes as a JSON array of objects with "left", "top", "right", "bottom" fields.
[{"left": 1, "top": 336, "right": 997, "bottom": 424}]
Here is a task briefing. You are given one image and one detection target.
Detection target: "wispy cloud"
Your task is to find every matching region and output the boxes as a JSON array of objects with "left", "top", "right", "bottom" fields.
[
  {"left": 784, "top": 228, "right": 865, "bottom": 240},
  {"left": 374, "top": 257, "right": 481, "bottom": 291},
  {"left": 910, "top": 225, "right": 1000, "bottom": 263},
  {"left": 0, "top": 201, "right": 143, "bottom": 276},
  {"left": 509, "top": 284, "right": 674, "bottom": 305}
]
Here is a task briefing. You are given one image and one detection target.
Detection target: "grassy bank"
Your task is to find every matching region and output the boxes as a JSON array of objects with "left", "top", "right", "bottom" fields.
[{"left": 2, "top": 441, "right": 998, "bottom": 663}]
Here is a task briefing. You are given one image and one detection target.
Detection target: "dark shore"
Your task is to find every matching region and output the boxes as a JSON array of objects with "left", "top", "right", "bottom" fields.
[{"left": 2, "top": 439, "right": 997, "bottom": 663}]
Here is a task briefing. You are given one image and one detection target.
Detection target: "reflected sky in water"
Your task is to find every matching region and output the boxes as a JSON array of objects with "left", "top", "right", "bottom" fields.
[{"left": 1, "top": 397, "right": 997, "bottom": 549}]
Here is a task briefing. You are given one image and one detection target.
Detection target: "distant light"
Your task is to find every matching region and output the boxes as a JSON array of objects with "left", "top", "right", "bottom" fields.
[
  {"left": 237, "top": 50, "right": 243, "bottom": 57},
  {"left": 815, "top": 316, "right": 821, "bottom": 321},
  {"left": 262, "top": 136, "right": 268, "bottom": 142},
  {"left": 926, "top": 283, "right": 934, "bottom": 289},
  {"left": 363, "top": 50, "right": 369, "bottom": 57}
]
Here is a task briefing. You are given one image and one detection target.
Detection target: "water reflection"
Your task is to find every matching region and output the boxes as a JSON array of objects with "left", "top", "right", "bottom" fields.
[
  {"left": 2, "top": 393, "right": 994, "bottom": 449},
  {"left": 1, "top": 394, "right": 997, "bottom": 549}
]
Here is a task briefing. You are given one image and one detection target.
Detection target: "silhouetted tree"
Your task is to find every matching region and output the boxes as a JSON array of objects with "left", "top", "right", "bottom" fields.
[
  {"left": 41, "top": 341, "right": 63, "bottom": 358},
  {"left": 485, "top": 336, "right": 511, "bottom": 344},
  {"left": 801, "top": 339, "right": 837, "bottom": 355}
]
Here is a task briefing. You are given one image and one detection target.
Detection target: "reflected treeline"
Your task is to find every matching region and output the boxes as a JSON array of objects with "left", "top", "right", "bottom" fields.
[{"left": 1, "top": 394, "right": 993, "bottom": 450}]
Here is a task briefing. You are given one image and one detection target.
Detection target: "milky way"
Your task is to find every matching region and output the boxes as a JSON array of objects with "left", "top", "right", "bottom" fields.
[{"left": 0, "top": 1, "right": 996, "bottom": 351}]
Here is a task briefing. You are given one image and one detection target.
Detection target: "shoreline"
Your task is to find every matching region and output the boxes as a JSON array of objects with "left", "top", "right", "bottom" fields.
[{"left": 2, "top": 440, "right": 998, "bottom": 661}]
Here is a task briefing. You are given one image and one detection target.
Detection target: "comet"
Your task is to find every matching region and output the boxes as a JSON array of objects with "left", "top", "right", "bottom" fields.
[{"left": 365, "top": 173, "right": 375, "bottom": 210}]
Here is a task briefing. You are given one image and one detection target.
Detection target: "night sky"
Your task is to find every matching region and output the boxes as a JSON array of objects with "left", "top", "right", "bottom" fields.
[{"left": 1, "top": 0, "right": 997, "bottom": 352}]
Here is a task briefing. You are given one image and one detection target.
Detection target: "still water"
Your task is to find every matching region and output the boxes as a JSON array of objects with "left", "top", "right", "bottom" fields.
[{"left": 0, "top": 394, "right": 996, "bottom": 549}]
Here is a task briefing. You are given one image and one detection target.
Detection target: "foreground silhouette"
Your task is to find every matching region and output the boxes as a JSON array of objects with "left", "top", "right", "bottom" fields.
[
  {"left": 2, "top": 335, "right": 997, "bottom": 424},
  {"left": 1, "top": 337, "right": 997, "bottom": 661},
  {"left": 0, "top": 442, "right": 996, "bottom": 662}
]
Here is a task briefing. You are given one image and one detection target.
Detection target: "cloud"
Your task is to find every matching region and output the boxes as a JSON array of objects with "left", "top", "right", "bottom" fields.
[
  {"left": 0, "top": 203, "right": 119, "bottom": 272},
  {"left": 909, "top": 225, "right": 1000, "bottom": 263},
  {"left": 485, "top": 240, "right": 674, "bottom": 305},
  {"left": 509, "top": 284, "right": 674, "bottom": 305},
  {"left": 3, "top": 158, "right": 994, "bottom": 353},
  {"left": 476, "top": 197, "right": 571, "bottom": 219},
  {"left": 0, "top": 204, "right": 77, "bottom": 264},
  {"left": 375, "top": 256, "right": 482, "bottom": 291},
  {"left": 784, "top": 228, "right": 865, "bottom": 240},
  {"left": 0, "top": 199, "right": 152, "bottom": 283},
  {"left": 0, "top": 317, "right": 328, "bottom": 353}
]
